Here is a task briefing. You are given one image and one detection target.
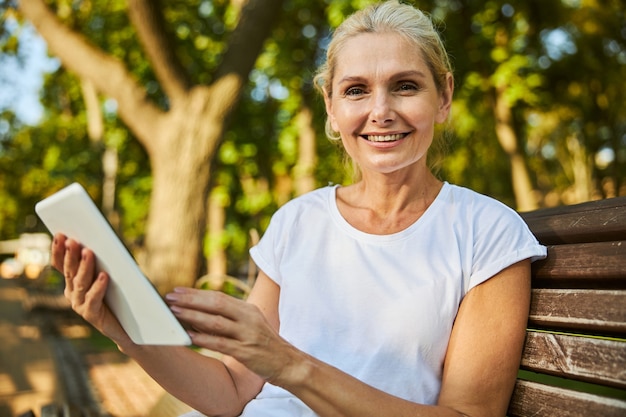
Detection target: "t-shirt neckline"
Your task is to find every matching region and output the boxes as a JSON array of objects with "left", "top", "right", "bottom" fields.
[{"left": 327, "top": 182, "right": 449, "bottom": 243}]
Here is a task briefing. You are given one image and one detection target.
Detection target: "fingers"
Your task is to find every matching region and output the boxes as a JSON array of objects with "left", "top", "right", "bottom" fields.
[
  {"left": 53, "top": 235, "right": 99, "bottom": 309},
  {"left": 80, "top": 271, "right": 109, "bottom": 323},
  {"left": 166, "top": 288, "right": 290, "bottom": 381},
  {"left": 49, "top": 235, "right": 123, "bottom": 341},
  {"left": 62, "top": 238, "right": 82, "bottom": 292},
  {"left": 70, "top": 247, "right": 98, "bottom": 307},
  {"left": 166, "top": 289, "right": 275, "bottom": 352},
  {"left": 51, "top": 233, "right": 67, "bottom": 272},
  {"left": 168, "top": 288, "right": 246, "bottom": 319},
  {"left": 167, "top": 290, "right": 241, "bottom": 338}
]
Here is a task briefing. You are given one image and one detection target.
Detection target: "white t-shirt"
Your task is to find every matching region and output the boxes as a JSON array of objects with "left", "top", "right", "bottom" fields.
[{"left": 183, "top": 183, "right": 547, "bottom": 417}]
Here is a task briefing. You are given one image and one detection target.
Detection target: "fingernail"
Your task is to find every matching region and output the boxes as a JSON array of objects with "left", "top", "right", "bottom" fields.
[
  {"left": 165, "top": 293, "right": 178, "bottom": 301},
  {"left": 170, "top": 305, "right": 182, "bottom": 314}
]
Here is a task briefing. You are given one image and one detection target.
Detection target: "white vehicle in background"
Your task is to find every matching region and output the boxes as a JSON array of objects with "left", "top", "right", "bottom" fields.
[{"left": 0, "top": 233, "right": 51, "bottom": 280}]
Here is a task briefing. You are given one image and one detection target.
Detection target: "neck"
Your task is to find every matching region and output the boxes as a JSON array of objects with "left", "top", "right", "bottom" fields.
[
  {"left": 336, "top": 170, "right": 443, "bottom": 235},
  {"left": 356, "top": 169, "right": 441, "bottom": 212}
]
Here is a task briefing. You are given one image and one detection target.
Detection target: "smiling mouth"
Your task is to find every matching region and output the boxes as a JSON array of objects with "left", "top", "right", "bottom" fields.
[{"left": 362, "top": 133, "right": 408, "bottom": 142}]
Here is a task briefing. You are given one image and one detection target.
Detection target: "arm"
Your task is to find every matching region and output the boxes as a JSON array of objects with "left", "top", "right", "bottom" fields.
[
  {"left": 51, "top": 234, "right": 270, "bottom": 416},
  {"left": 121, "top": 272, "right": 279, "bottom": 416},
  {"left": 437, "top": 259, "right": 530, "bottom": 416},
  {"left": 171, "top": 260, "right": 531, "bottom": 417}
]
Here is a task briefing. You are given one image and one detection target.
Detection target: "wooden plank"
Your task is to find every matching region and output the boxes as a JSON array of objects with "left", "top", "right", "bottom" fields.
[
  {"left": 521, "top": 196, "right": 626, "bottom": 245},
  {"left": 529, "top": 289, "right": 626, "bottom": 336},
  {"left": 532, "top": 241, "right": 626, "bottom": 284},
  {"left": 521, "top": 332, "right": 626, "bottom": 389},
  {"left": 508, "top": 379, "right": 626, "bottom": 417}
]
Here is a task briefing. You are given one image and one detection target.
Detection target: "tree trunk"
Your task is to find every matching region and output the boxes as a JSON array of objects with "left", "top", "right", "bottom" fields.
[
  {"left": 294, "top": 105, "right": 317, "bottom": 196},
  {"left": 493, "top": 85, "right": 538, "bottom": 211},
  {"left": 146, "top": 158, "right": 210, "bottom": 293},
  {"left": 207, "top": 189, "right": 228, "bottom": 279},
  {"left": 81, "top": 79, "right": 119, "bottom": 229},
  {"left": 565, "top": 134, "right": 592, "bottom": 203},
  {"left": 143, "top": 84, "right": 236, "bottom": 293}
]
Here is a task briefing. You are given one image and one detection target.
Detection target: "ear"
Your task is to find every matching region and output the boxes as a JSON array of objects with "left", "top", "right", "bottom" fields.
[
  {"left": 435, "top": 72, "right": 454, "bottom": 124},
  {"left": 323, "top": 89, "right": 339, "bottom": 132}
]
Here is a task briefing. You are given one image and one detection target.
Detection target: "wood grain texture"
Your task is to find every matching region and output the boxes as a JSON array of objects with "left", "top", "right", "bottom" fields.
[
  {"left": 529, "top": 289, "right": 626, "bottom": 335},
  {"left": 508, "top": 380, "right": 626, "bottom": 417},
  {"left": 531, "top": 241, "right": 626, "bottom": 285},
  {"left": 521, "top": 332, "right": 626, "bottom": 389},
  {"left": 521, "top": 196, "right": 626, "bottom": 245},
  {"left": 510, "top": 197, "right": 626, "bottom": 416}
]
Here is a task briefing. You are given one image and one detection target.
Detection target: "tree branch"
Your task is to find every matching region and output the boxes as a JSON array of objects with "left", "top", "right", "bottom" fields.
[
  {"left": 215, "top": 0, "right": 284, "bottom": 82},
  {"left": 18, "top": 0, "right": 164, "bottom": 154},
  {"left": 127, "top": 0, "right": 192, "bottom": 104}
]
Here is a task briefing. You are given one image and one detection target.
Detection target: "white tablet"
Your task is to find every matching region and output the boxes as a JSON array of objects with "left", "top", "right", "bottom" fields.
[{"left": 35, "top": 183, "right": 191, "bottom": 346}]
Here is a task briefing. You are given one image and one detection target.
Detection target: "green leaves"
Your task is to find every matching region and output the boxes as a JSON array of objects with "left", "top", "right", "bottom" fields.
[{"left": 1, "top": 0, "right": 624, "bottom": 278}]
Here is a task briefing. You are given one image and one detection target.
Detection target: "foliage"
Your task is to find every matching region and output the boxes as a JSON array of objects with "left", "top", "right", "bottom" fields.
[{"left": 1, "top": 0, "right": 624, "bottom": 278}]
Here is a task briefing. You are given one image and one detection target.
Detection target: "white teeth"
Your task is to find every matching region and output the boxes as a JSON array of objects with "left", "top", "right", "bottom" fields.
[{"left": 366, "top": 134, "right": 405, "bottom": 142}]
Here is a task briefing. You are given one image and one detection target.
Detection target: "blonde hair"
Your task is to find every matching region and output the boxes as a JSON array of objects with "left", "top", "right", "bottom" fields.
[{"left": 313, "top": 0, "right": 453, "bottom": 176}]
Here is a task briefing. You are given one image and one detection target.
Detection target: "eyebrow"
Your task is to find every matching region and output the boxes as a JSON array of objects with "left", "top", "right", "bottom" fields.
[
  {"left": 336, "top": 70, "right": 429, "bottom": 85},
  {"left": 392, "top": 70, "right": 429, "bottom": 80}
]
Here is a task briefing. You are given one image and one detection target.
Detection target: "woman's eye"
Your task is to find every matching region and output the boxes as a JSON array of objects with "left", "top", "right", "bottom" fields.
[
  {"left": 398, "top": 82, "right": 419, "bottom": 92},
  {"left": 345, "top": 86, "right": 366, "bottom": 96}
]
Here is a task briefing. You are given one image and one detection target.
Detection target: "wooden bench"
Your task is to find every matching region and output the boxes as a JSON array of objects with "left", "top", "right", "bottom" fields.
[{"left": 509, "top": 196, "right": 626, "bottom": 416}]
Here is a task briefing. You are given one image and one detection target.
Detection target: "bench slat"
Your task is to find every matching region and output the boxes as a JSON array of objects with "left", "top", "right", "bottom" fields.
[
  {"left": 529, "top": 289, "right": 626, "bottom": 336},
  {"left": 521, "top": 196, "right": 626, "bottom": 245},
  {"left": 508, "top": 379, "right": 626, "bottom": 417},
  {"left": 532, "top": 241, "right": 626, "bottom": 284},
  {"left": 521, "top": 332, "right": 626, "bottom": 389}
]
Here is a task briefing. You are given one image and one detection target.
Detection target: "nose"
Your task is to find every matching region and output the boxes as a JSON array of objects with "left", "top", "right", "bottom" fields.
[{"left": 370, "top": 90, "right": 395, "bottom": 125}]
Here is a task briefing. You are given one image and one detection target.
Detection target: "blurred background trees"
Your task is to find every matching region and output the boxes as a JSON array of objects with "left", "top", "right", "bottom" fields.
[{"left": 1, "top": 0, "right": 624, "bottom": 292}]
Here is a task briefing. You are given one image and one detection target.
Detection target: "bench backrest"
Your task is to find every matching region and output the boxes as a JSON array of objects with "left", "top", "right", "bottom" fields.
[{"left": 508, "top": 196, "right": 626, "bottom": 416}]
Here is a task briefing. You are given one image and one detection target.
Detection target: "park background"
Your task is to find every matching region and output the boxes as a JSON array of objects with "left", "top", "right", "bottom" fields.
[
  {"left": 1, "top": 0, "right": 625, "bottom": 303},
  {"left": 0, "top": 0, "right": 624, "bottom": 416}
]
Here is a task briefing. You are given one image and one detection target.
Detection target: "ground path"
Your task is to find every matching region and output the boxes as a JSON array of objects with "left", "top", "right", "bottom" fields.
[{"left": 0, "top": 279, "right": 192, "bottom": 417}]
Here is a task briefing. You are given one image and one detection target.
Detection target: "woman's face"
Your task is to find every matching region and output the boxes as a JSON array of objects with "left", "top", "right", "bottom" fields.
[{"left": 325, "top": 32, "right": 452, "bottom": 178}]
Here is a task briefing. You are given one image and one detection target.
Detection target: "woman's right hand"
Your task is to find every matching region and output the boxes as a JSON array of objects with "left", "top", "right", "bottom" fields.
[{"left": 51, "top": 233, "right": 132, "bottom": 346}]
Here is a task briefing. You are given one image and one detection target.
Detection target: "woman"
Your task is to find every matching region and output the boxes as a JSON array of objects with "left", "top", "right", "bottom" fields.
[{"left": 53, "top": 1, "right": 546, "bottom": 416}]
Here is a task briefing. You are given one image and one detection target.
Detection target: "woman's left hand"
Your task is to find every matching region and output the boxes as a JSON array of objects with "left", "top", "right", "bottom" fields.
[{"left": 165, "top": 287, "right": 296, "bottom": 383}]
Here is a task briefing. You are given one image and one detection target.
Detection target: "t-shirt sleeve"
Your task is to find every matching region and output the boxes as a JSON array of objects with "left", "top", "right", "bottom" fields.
[
  {"left": 249, "top": 207, "right": 288, "bottom": 287},
  {"left": 467, "top": 200, "right": 547, "bottom": 292}
]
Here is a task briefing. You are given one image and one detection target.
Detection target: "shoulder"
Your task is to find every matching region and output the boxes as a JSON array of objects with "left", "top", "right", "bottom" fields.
[
  {"left": 442, "top": 183, "right": 521, "bottom": 221},
  {"left": 439, "top": 183, "right": 536, "bottom": 245},
  {"left": 440, "top": 184, "right": 545, "bottom": 291},
  {"left": 279, "top": 185, "right": 334, "bottom": 211},
  {"left": 267, "top": 185, "right": 335, "bottom": 230},
  {"left": 250, "top": 186, "right": 337, "bottom": 281},
  {"left": 274, "top": 185, "right": 334, "bottom": 217}
]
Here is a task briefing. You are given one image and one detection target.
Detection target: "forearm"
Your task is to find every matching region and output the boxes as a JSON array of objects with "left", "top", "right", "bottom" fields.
[
  {"left": 53, "top": 237, "right": 261, "bottom": 414},
  {"left": 274, "top": 350, "right": 465, "bottom": 417},
  {"left": 120, "top": 342, "right": 258, "bottom": 417}
]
